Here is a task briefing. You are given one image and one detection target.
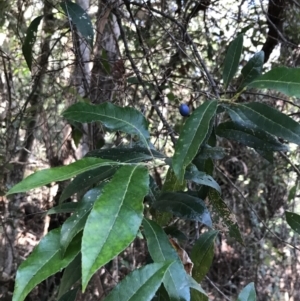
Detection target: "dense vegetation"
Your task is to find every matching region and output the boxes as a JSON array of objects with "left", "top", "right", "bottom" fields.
[{"left": 1, "top": 0, "right": 300, "bottom": 300}]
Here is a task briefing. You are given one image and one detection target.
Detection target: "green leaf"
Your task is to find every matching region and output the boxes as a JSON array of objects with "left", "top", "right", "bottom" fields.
[
  {"left": 47, "top": 202, "right": 79, "bottom": 215},
  {"left": 152, "top": 285, "right": 171, "bottom": 301},
  {"left": 248, "top": 67, "right": 300, "bottom": 98},
  {"left": 81, "top": 165, "right": 149, "bottom": 290},
  {"left": 22, "top": 16, "right": 43, "bottom": 71},
  {"left": 197, "top": 145, "right": 227, "bottom": 160},
  {"left": 285, "top": 211, "right": 300, "bottom": 234},
  {"left": 224, "top": 102, "right": 300, "bottom": 145},
  {"left": 58, "top": 254, "right": 81, "bottom": 298},
  {"left": 190, "top": 290, "right": 209, "bottom": 301},
  {"left": 143, "top": 219, "right": 190, "bottom": 301},
  {"left": 156, "top": 168, "right": 186, "bottom": 226},
  {"left": 237, "top": 282, "right": 256, "bottom": 301},
  {"left": 208, "top": 189, "right": 243, "bottom": 244},
  {"left": 59, "top": 165, "right": 117, "bottom": 203},
  {"left": 154, "top": 192, "right": 212, "bottom": 228},
  {"left": 186, "top": 275, "right": 207, "bottom": 298},
  {"left": 240, "top": 51, "right": 264, "bottom": 88},
  {"left": 103, "top": 262, "right": 174, "bottom": 301},
  {"left": 173, "top": 100, "right": 217, "bottom": 182},
  {"left": 185, "top": 164, "right": 221, "bottom": 193},
  {"left": 7, "top": 157, "right": 117, "bottom": 195},
  {"left": 60, "top": 1, "right": 94, "bottom": 47},
  {"left": 86, "top": 147, "right": 165, "bottom": 161},
  {"left": 216, "top": 121, "right": 289, "bottom": 152},
  {"left": 223, "top": 34, "right": 244, "bottom": 89},
  {"left": 13, "top": 229, "right": 81, "bottom": 301},
  {"left": 60, "top": 187, "right": 103, "bottom": 253},
  {"left": 63, "top": 102, "right": 150, "bottom": 146},
  {"left": 58, "top": 288, "right": 79, "bottom": 301},
  {"left": 191, "top": 231, "right": 218, "bottom": 282}
]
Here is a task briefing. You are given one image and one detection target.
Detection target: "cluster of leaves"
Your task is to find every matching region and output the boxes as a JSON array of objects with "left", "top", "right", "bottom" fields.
[{"left": 9, "top": 6, "right": 300, "bottom": 301}]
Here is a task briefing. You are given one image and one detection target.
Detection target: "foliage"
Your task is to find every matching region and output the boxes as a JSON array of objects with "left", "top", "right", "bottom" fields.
[{"left": 2, "top": 1, "right": 300, "bottom": 301}]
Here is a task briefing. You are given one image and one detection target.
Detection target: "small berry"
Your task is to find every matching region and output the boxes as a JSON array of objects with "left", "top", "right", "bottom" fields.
[{"left": 179, "top": 104, "right": 190, "bottom": 117}]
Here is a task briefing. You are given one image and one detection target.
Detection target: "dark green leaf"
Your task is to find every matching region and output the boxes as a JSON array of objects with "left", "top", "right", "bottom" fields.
[
  {"left": 143, "top": 219, "right": 190, "bottom": 301},
  {"left": 248, "top": 67, "right": 300, "bottom": 98},
  {"left": 154, "top": 192, "right": 212, "bottom": 228},
  {"left": 60, "top": 187, "right": 103, "bottom": 253},
  {"left": 58, "top": 254, "right": 81, "bottom": 298},
  {"left": 63, "top": 102, "right": 150, "bottom": 146},
  {"left": 47, "top": 202, "right": 79, "bottom": 215},
  {"left": 82, "top": 165, "right": 149, "bottom": 290},
  {"left": 197, "top": 145, "right": 227, "bottom": 160},
  {"left": 173, "top": 100, "right": 217, "bottom": 182},
  {"left": 22, "top": 16, "right": 43, "bottom": 71},
  {"left": 103, "top": 262, "right": 174, "bottom": 301},
  {"left": 152, "top": 285, "right": 171, "bottom": 301},
  {"left": 7, "top": 158, "right": 117, "bottom": 195},
  {"left": 191, "top": 231, "right": 218, "bottom": 282},
  {"left": 190, "top": 290, "right": 209, "bottom": 301},
  {"left": 223, "top": 34, "right": 244, "bottom": 89},
  {"left": 240, "top": 51, "right": 264, "bottom": 88},
  {"left": 58, "top": 288, "right": 79, "bottom": 301},
  {"left": 224, "top": 102, "right": 300, "bottom": 145},
  {"left": 185, "top": 164, "right": 221, "bottom": 193},
  {"left": 86, "top": 147, "right": 165, "bottom": 161},
  {"left": 156, "top": 167, "right": 186, "bottom": 226},
  {"left": 256, "top": 150, "right": 274, "bottom": 163},
  {"left": 12, "top": 229, "right": 81, "bottom": 301},
  {"left": 237, "top": 282, "right": 256, "bottom": 301},
  {"left": 285, "top": 211, "right": 300, "bottom": 234},
  {"left": 59, "top": 165, "right": 117, "bottom": 203},
  {"left": 208, "top": 189, "right": 243, "bottom": 244},
  {"left": 216, "top": 121, "right": 289, "bottom": 151},
  {"left": 60, "top": 1, "right": 94, "bottom": 47}
]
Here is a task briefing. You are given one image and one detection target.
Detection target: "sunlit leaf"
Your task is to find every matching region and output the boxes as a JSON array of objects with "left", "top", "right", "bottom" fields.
[
  {"left": 173, "top": 100, "right": 217, "bottom": 182},
  {"left": 248, "top": 67, "right": 300, "bottom": 98},
  {"left": 191, "top": 231, "right": 218, "bottom": 282},
  {"left": 22, "top": 16, "right": 43, "bottom": 71},
  {"left": 7, "top": 158, "right": 117, "bottom": 195},
  {"left": 143, "top": 219, "right": 190, "bottom": 301},
  {"left": 223, "top": 34, "right": 243, "bottom": 89},
  {"left": 81, "top": 165, "right": 149, "bottom": 290},
  {"left": 237, "top": 282, "right": 256, "bottom": 301},
  {"left": 285, "top": 211, "right": 300, "bottom": 234},
  {"left": 103, "top": 262, "right": 174, "bottom": 301},
  {"left": 13, "top": 229, "right": 81, "bottom": 301},
  {"left": 208, "top": 189, "right": 243, "bottom": 244},
  {"left": 240, "top": 51, "right": 264, "bottom": 88},
  {"left": 224, "top": 102, "right": 300, "bottom": 145},
  {"left": 153, "top": 192, "right": 212, "bottom": 228},
  {"left": 60, "top": 1, "right": 94, "bottom": 47},
  {"left": 216, "top": 121, "right": 289, "bottom": 152},
  {"left": 63, "top": 102, "right": 150, "bottom": 146}
]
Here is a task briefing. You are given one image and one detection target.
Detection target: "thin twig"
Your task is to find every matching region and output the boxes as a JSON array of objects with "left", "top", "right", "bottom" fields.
[
  {"left": 205, "top": 276, "right": 231, "bottom": 301},
  {"left": 114, "top": 7, "right": 177, "bottom": 145},
  {"left": 279, "top": 151, "right": 300, "bottom": 177}
]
